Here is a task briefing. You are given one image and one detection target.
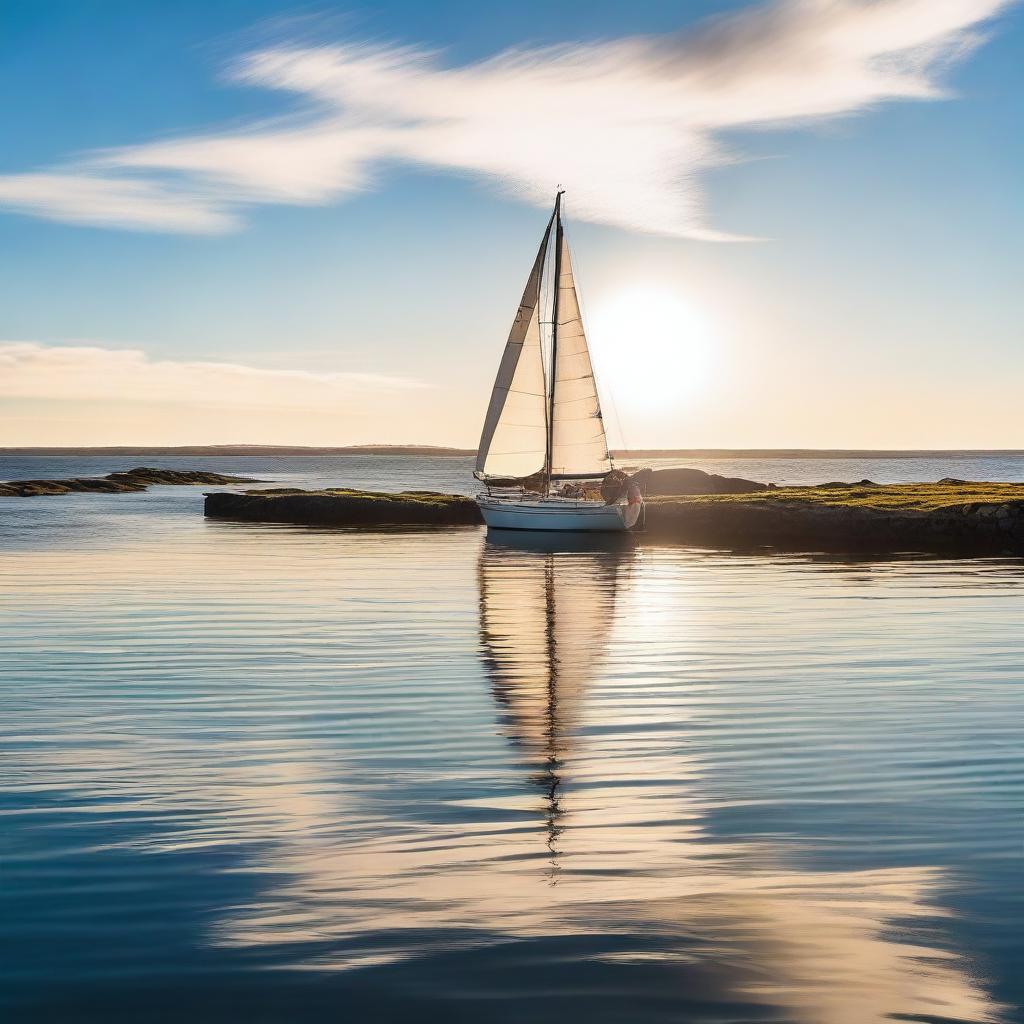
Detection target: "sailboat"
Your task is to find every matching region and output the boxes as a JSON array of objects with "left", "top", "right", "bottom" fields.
[{"left": 475, "top": 191, "right": 643, "bottom": 532}]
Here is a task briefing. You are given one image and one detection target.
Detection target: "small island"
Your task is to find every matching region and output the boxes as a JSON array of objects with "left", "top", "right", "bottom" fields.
[
  {"left": 204, "top": 474, "right": 1024, "bottom": 556},
  {"left": 0, "top": 467, "right": 258, "bottom": 497}
]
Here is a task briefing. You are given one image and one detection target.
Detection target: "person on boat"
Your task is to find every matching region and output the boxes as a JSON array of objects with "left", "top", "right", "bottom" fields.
[{"left": 600, "top": 469, "right": 629, "bottom": 505}]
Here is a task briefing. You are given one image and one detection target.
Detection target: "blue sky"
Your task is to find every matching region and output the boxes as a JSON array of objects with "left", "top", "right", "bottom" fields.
[{"left": 1, "top": 0, "right": 1022, "bottom": 447}]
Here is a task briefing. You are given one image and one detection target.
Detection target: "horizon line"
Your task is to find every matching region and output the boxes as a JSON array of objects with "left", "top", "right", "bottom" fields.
[{"left": 6, "top": 445, "right": 1024, "bottom": 460}]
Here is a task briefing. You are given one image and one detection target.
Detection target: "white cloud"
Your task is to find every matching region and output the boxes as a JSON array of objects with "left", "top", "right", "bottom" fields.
[
  {"left": 0, "top": 174, "right": 238, "bottom": 234},
  {"left": 0, "top": 0, "right": 1014, "bottom": 238},
  {"left": 0, "top": 342, "right": 424, "bottom": 407}
]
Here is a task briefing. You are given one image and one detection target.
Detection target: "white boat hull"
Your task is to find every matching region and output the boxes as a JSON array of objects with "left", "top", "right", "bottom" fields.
[{"left": 476, "top": 495, "right": 641, "bottom": 533}]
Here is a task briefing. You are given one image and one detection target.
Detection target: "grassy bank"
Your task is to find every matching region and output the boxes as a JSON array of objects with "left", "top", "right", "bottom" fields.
[{"left": 652, "top": 481, "right": 1024, "bottom": 513}]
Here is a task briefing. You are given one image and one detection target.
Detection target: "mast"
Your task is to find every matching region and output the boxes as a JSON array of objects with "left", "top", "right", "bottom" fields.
[{"left": 544, "top": 190, "right": 565, "bottom": 492}]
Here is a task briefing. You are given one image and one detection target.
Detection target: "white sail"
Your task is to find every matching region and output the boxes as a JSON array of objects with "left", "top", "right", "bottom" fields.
[
  {"left": 549, "top": 232, "right": 611, "bottom": 479},
  {"left": 475, "top": 217, "right": 554, "bottom": 479}
]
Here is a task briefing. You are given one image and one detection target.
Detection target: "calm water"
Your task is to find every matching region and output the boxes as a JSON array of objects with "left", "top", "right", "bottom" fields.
[{"left": 1, "top": 456, "right": 1022, "bottom": 1022}]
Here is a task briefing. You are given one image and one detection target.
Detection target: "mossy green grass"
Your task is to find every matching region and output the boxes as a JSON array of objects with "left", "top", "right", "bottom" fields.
[{"left": 653, "top": 481, "right": 1024, "bottom": 513}]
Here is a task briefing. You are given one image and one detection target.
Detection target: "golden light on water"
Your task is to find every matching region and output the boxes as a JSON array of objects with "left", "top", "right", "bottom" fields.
[{"left": 589, "top": 285, "right": 715, "bottom": 413}]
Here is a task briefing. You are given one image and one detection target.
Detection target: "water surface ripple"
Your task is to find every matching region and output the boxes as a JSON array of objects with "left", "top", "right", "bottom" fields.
[{"left": 1, "top": 456, "right": 1022, "bottom": 1022}]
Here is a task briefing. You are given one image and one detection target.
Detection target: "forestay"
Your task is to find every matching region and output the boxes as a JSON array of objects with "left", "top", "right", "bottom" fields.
[{"left": 475, "top": 215, "right": 554, "bottom": 480}]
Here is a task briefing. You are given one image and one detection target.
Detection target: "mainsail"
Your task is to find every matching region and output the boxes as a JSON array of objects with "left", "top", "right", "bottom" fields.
[
  {"left": 477, "top": 192, "right": 611, "bottom": 486},
  {"left": 474, "top": 213, "right": 555, "bottom": 480}
]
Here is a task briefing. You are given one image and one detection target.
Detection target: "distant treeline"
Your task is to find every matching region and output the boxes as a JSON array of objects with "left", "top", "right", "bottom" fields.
[{"left": 4, "top": 446, "right": 1024, "bottom": 460}]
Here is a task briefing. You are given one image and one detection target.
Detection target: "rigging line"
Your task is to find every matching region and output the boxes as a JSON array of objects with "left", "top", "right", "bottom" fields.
[{"left": 491, "top": 386, "right": 546, "bottom": 398}]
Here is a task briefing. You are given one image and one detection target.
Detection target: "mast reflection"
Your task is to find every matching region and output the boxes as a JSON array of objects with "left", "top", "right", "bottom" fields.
[{"left": 478, "top": 530, "right": 630, "bottom": 879}]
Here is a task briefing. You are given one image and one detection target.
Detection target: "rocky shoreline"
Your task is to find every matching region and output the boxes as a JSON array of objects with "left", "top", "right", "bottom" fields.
[
  {"left": 204, "top": 478, "right": 1024, "bottom": 555},
  {"left": 0, "top": 467, "right": 257, "bottom": 497},
  {"left": 642, "top": 493, "right": 1024, "bottom": 554}
]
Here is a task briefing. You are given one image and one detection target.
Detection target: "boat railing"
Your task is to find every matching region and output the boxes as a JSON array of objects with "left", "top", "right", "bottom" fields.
[{"left": 483, "top": 484, "right": 543, "bottom": 498}]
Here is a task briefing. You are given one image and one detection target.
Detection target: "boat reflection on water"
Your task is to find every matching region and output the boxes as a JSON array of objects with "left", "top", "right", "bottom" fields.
[{"left": 479, "top": 530, "right": 629, "bottom": 879}]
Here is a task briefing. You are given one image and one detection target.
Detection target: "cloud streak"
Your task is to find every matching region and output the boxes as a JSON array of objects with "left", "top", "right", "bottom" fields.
[
  {"left": 0, "top": 0, "right": 1013, "bottom": 238},
  {"left": 0, "top": 343, "right": 424, "bottom": 407}
]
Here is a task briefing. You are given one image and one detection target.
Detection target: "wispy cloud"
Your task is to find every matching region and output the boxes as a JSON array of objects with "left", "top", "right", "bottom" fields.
[
  {"left": 0, "top": 343, "right": 424, "bottom": 406},
  {"left": 0, "top": 174, "right": 237, "bottom": 233},
  {"left": 0, "top": 0, "right": 1013, "bottom": 238}
]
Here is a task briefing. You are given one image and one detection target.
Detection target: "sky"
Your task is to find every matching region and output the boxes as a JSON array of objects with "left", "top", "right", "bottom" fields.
[{"left": 1, "top": 0, "right": 1022, "bottom": 449}]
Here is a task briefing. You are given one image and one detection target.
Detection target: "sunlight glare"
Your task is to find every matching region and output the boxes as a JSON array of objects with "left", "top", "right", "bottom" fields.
[{"left": 588, "top": 286, "right": 714, "bottom": 415}]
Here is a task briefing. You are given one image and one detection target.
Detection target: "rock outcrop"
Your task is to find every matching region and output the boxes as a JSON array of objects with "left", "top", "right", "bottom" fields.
[
  {"left": 638, "top": 481, "right": 1024, "bottom": 553},
  {"left": 205, "top": 488, "right": 482, "bottom": 527},
  {"left": 642, "top": 496, "right": 1024, "bottom": 554},
  {"left": 0, "top": 467, "right": 257, "bottom": 497},
  {"left": 632, "top": 466, "right": 769, "bottom": 496}
]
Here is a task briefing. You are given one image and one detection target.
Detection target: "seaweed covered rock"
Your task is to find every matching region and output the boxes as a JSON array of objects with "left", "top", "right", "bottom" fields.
[
  {"left": 205, "top": 488, "right": 483, "bottom": 527},
  {"left": 642, "top": 481, "right": 1024, "bottom": 554},
  {"left": 0, "top": 467, "right": 257, "bottom": 497},
  {"left": 107, "top": 467, "right": 259, "bottom": 487}
]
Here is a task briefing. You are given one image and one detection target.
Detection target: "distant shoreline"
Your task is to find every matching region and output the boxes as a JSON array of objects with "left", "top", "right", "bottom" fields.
[
  {"left": 616, "top": 449, "right": 1024, "bottom": 460},
  {"left": 0, "top": 445, "right": 475, "bottom": 458},
  {"left": 4, "top": 446, "right": 1024, "bottom": 460}
]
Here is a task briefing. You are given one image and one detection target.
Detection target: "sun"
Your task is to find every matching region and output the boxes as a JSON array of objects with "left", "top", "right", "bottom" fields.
[{"left": 587, "top": 286, "right": 714, "bottom": 415}]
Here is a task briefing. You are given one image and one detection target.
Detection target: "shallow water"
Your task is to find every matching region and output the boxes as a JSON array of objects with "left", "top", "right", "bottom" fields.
[{"left": 1, "top": 456, "right": 1022, "bottom": 1022}]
